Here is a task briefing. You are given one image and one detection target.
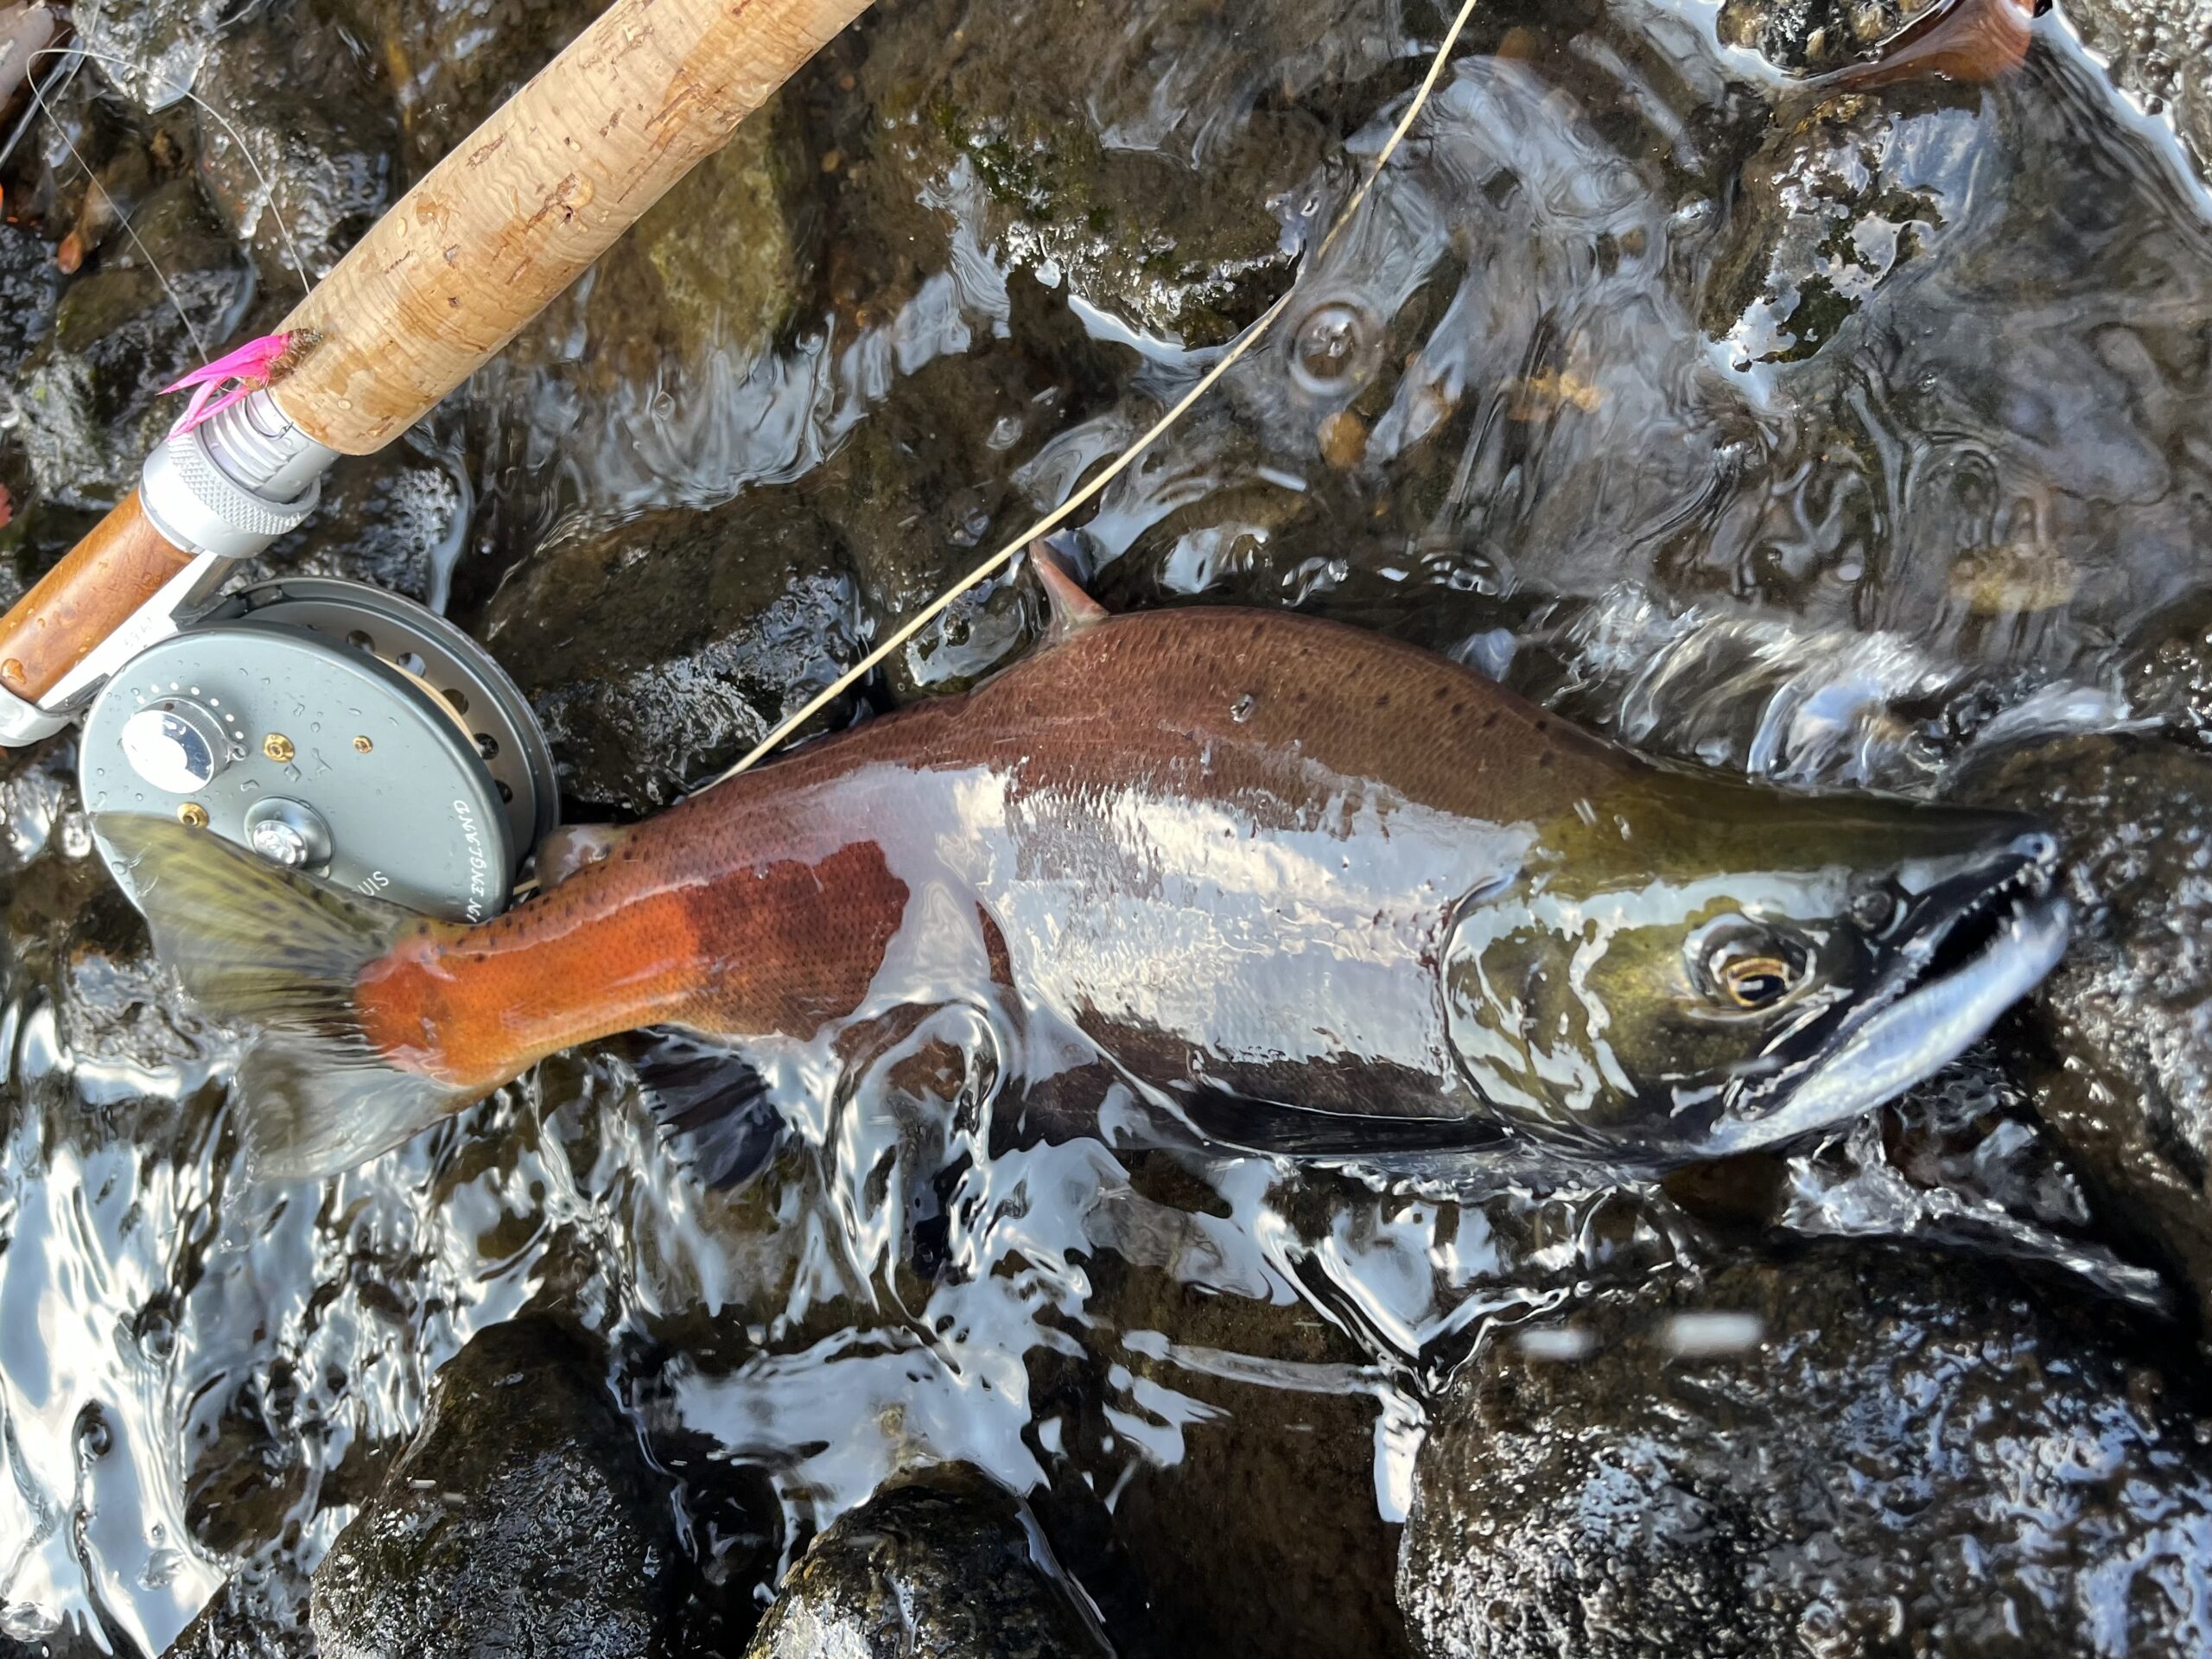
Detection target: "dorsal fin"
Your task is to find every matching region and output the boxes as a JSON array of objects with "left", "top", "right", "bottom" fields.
[{"left": 1028, "top": 537, "right": 1109, "bottom": 645}]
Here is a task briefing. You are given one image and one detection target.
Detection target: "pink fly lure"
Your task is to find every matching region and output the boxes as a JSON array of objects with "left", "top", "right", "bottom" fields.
[{"left": 159, "top": 331, "right": 305, "bottom": 438}]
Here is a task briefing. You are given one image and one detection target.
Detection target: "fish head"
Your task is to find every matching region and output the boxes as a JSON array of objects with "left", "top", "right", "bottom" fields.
[{"left": 1440, "top": 771, "right": 2069, "bottom": 1162}]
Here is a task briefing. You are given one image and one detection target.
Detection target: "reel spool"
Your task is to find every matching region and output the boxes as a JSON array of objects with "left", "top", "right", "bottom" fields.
[{"left": 79, "top": 576, "right": 557, "bottom": 921}]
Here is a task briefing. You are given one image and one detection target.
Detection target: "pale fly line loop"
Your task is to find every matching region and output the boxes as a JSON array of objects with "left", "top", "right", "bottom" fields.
[{"left": 701, "top": 0, "right": 1484, "bottom": 791}]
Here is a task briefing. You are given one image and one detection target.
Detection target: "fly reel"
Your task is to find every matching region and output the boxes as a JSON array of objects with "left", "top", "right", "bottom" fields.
[{"left": 79, "top": 576, "right": 557, "bottom": 921}]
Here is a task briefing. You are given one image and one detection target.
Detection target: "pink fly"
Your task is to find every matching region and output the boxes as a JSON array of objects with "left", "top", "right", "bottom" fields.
[{"left": 159, "top": 332, "right": 301, "bottom": 438}]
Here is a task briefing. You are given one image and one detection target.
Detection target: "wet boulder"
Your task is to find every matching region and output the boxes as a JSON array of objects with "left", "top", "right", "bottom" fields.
[
  {"left": 12, "top": 176, "right": 253, "bottom": 506},
  {"left": 1400, "top": 1242, "right": 2212, "bottom": 1658},
  {"left": 480, "top": 492, "right": 864, "bottom": 814},
  {"left": 744, "top": 1464, "right": 1108, "bottom": 1659},
  {"left": 308, "top": 1316, "right": 684, "bottom": 1659},
  {"left": 193, "top": 0, "right": 400, "bottom": 286},
  {"left": 1963, "top": 733, "right": 2212, "bottom": 1336}
]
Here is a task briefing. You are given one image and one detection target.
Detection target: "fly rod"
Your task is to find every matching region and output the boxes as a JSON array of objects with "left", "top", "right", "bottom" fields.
[{"left": 0, "top": 0, "right": 876, "bottom": 735}]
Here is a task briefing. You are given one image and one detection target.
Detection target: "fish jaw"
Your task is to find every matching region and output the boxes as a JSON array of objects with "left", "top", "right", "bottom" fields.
[{"left": 1702, "top": 833, "right": 2071, "bottom": 1155}]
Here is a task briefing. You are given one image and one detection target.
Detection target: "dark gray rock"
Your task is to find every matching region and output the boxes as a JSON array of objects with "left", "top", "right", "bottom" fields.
[
  {"left": 1963, "top": 734, "right": 2212, "bottom": 1336},
  {"left": 1400, "top": 1242, "right": 2212, "bottom": 1659},
  {"left": 0, "top": 219, "right": 63, "bottom": 378},
  {"left": 248, "top": 446, "right": 467, "bottom": 605},
  {"left": 12, "top": 176, "right": 253, "bottom": 507},
  {"left": 480, "top": 493, "right": 864, "bottom": 814},
  {"left": 308, "top": 1317, "right": 684, "bottom": 1659},
  {"left": 194, "top": 0, "right": 400, "bottom": 288},
  {"left": 745, "top": 1465, "right": 1109, "bottom": 1659},
  {"left": 4, "top": 836, "right": 210, "bottom": 1074}
]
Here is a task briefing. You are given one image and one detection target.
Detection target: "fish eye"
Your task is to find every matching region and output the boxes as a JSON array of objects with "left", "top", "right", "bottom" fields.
[{"left": 1692, "top": 919, "right": 1812, "bottom": 1013}]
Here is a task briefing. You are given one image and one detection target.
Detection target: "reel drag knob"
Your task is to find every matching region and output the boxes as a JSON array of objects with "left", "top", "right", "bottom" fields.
[{"left": 118, "top": 697, "right": 239, "bottom": 794}]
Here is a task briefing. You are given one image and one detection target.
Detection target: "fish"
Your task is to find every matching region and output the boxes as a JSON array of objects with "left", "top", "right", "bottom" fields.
[
  {"left": 99, "top": 553, "right": 2071, "bottom": 1185},
  {"left": 1811, "top": 0, "right": 2037, "bottom": 92}
]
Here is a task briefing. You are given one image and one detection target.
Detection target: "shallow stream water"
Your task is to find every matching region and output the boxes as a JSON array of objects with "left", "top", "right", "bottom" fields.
[{"left": 4, "top": 0, "right": 2212, "bottom": 1652}]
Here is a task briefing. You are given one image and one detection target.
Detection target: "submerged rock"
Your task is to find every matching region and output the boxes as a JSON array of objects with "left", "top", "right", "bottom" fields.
[
  {"left": 1074, "top": 1236, "right": 1414, "bottom": 1659},
  {"left": 1963, "top": 734, "right": 2212, "bottom": 1337},
  {"left": 800, "top": 344, "right": 1085, "bottom": 702},
  {"left": 1716, "top": 0, "right": 1938, "bottom": 78},
  {"left": 840, "top": 0, "right": 1402, "bottom": 346},
  {"left": 744, "top": 1464, "right": 1109, "bottom": 1659},
  {"left": 1400, "top": 1242, "right": 2212, "bottom": 1658},
  {"left": 480, "top": 493, "right": 864, "bottom": 814},
  {"left": 1700, "top": 90, "right": 1953, "bottom": 367},
  {"left": 328, "top": 0, "right": 610, "bottom": 182},
  {"left": 308, "top": 1317, "right": 685, "bottom": 1659},
  {"left": 2063, "top": 0, "right": 2212, "bottom": 189}
]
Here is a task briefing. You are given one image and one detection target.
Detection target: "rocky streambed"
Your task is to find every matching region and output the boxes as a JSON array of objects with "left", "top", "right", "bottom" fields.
[{"left": 7, "top": 0, "right": 2212, "bottom": 1654}]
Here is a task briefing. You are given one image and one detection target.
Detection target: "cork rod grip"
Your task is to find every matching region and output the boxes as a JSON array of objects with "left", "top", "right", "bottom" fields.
[
  {"left": 273, "top": 0, "right": 874, "bottom": 454},
  {"left": 0, "top": 493, "right": 192, "bottom": 702}
]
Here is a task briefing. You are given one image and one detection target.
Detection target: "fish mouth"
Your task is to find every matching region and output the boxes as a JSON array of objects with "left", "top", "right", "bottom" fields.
[{"left": 1704, "top": 830, "right": 2071, "bottom": 1156}]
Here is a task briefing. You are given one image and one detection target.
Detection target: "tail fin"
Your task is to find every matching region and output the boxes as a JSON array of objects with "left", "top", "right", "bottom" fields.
[{"left": 97, "top": 813, "right": 472, "bottom": 1180}]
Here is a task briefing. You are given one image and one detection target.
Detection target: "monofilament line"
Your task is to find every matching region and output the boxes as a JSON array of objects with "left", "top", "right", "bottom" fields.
[
  {"left": 15, "top": 43, "right": 317, "bottom": 362},
  {"left": 700, "top": 0, "right": 1484, "bottom": 791}
]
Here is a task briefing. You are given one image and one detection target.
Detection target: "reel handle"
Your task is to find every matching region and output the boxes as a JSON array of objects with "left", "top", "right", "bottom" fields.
[{"left": 0, "top": 493, "right": 191, "bottom": 702}]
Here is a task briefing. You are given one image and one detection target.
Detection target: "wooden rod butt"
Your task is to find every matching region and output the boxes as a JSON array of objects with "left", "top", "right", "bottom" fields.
[{"left": 0, "top": 493, "right": 191, "bottom": 703}]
